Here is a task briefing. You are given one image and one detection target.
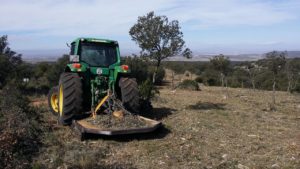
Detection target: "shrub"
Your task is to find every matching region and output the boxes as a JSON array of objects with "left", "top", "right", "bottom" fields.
[
  {"left": 138, "top": 79, "right": 159, "bottom": 100},
  {"left": 201, "top": 68, "right": 220, "bottom": 86},
  {"left": 46, "top": 55, "right": 69, "bottom": 87},
  {"left": 206, "top": 78, "right": 217, "bottom": 86},
  {"left": 292, "top": 83, "right": 300, "bottom": 93},
  {"left": 148, "top": 66, "right": 165, "bottom": 85},
  {"left": 195, "top": 76, "right": 203, "bottom": 83},
  {"left": 177, "top": 80, "right": 200, "bottom": 91},
  {"left": 184, "top": 71, "right": 190, "bottom": 77},
  {"left": 122, "top": 56, "right": 149, "bottom": 84},
  {"left": 123, "top": 56, "right": 166, "bottom": 86},
  {"left": 0, "top": 86, "right": 40, "bottom": 169}
]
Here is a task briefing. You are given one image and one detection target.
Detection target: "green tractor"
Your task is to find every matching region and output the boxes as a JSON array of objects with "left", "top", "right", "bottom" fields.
[{"left": 48, "top": 37, "right": 140, "bottom": 125}]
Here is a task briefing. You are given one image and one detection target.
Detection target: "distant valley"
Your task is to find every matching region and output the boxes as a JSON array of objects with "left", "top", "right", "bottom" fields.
[{"left": 19, "top": 49, "right": 300, "bottom": 63}]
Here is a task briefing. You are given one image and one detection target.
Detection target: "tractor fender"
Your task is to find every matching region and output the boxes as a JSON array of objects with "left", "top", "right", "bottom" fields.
[
  {"left": 64, "top": 65, "right": 72, "bottom": 72},
  {"left": 65, "top": 63, "right": 87, "bottom": 73},
  {"left": 113, "top": 65, "right": 130, "bottom": 80},
  {"left": 113, "top": 65, "right": 131, "bottom": 93}
]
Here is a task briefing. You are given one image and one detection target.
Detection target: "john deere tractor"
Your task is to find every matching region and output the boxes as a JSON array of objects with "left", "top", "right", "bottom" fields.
[{"left": 48, "top": 38, "right": 140, "bottom": 125}]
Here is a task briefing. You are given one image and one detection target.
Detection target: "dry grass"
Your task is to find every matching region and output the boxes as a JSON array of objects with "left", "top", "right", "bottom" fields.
[
  {"left": 33, "top": 85, "right": 300, "bottom": 169},
  {"left": 150, "top": 86, "right": 300, "bottom": 168}
]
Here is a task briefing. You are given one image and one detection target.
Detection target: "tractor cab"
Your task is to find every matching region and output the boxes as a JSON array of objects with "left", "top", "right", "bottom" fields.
[
  {"left": 70, "top": 38, "right": 119, "bottom": 67},
  {"left": 66, "top": 38, "right": 126, "bottom": 77},
  {"left": 79, "top": 41, "right": 117, "bottom": 67}
]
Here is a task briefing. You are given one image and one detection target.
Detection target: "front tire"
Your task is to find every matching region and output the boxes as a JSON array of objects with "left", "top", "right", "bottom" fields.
[
  {"left": 119, "top": 77, "right": 140, "bottom": 113},
  {"left": 58, "top": 73, "right": 83, "bottom": 125}
]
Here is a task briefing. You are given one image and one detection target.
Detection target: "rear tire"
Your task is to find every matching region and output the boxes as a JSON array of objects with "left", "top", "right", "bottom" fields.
[
  {"left": 58, "top": 73, "right": 83, "bottom": 125},
  {"left": 48, "top": 86, "right": 59, "bottom": 116},
  {"left": 119, "top": 77, "right": 140, "bottom": 113}
]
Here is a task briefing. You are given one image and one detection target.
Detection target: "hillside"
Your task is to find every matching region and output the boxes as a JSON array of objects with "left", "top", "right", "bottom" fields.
[
  {"left": 21, "top": 51, "right": 300, "bottom": 63},
  {"left": 32, "top": 85, "right": 300, "bottom": 168}
]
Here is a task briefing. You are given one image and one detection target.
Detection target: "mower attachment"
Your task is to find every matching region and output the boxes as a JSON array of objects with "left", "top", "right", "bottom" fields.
[{"left": 72, "top": 116, "right": 162, "bottom": 140}]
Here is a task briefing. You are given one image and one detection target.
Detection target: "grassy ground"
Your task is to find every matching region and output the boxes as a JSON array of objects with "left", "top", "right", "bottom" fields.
[{"left": 32, "top": 85, "right": 300, "bottom": 169}]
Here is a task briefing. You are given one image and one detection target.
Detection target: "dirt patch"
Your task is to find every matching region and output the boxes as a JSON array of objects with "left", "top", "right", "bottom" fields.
[
  {"left": 31, "top": 100, "right": 47, "bottom": 107},
  {"left": 29, "top": 95, "right": 48, "bottom": 107}
]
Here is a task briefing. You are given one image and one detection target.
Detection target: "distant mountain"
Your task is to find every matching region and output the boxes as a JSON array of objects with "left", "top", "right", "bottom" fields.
[
  {"left": 18, "top": 49, "right": 300, "bottom": 63},
  {"left": 287, "top": 51, "right": 300, "bottom": 58},
  {"left": 18, "top": 49, "right": 68, "bottom": 63},
  {"left": 170, "top": 53, "right": 262, "bottom": 61},
  {"left": 227, "top": 53, "right": 263, "bottom": 61},
  {"left": 260, "top": 51, "right": 300, "bottom": 59},
  {"left": 172, "top": 51, "right": 300, "bottom": 61}
]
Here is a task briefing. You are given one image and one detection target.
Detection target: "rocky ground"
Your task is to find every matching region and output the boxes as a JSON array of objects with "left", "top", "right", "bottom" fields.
[{"left": 31, "top": 85, "right": 300, "bottom": 169}]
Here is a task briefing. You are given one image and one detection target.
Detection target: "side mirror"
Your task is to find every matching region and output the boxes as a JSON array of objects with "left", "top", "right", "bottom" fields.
[
  {"left": 70, "top": 55, "right": 79, "bottom": 62},
  {"left": 66, "top": 43, "right": 70, "bottom": 48}
]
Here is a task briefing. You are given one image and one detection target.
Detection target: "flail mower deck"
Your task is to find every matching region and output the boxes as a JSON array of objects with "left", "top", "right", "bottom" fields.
[
  {"left": 70, "top": 93, "right": 162, "bottom": 140},
  {"left": 72, "top": 115, "right": 162, "bottom": 139}
]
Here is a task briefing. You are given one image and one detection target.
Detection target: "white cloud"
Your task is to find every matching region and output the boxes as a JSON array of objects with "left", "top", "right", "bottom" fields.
[
  {"left": 0, "top": 0, "right": 174, "bottom": 36},
  {"left": 0, "top": 0, "right": 298, "bottom": 35},
  {"left": 163, "top": 0, "right": 298, "bottom": 29},
  {"left": 0, "top": 0, "right": 299, "bottom": 52}
]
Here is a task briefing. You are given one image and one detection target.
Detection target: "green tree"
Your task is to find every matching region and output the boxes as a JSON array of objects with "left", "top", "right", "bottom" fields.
[
  {"left": 129, "top": 11, "right": 190, "bottom": 99},
  {"left": 46, "top": 55, "right": 69, "bottom": 86},
  {"left": 265, "top": 51, "right": 286, "bottom": 109},
  {"left": 0, "top": 55, "right": 12, "bottom": 87},
  {"left": 0, "top": 35, "right": 22, "bottom": 65},
  {"left": 123, "top": 55, "right": 149, "bottom": 84},
  {"left": 242, "top": 62, "right": 262, "bottom": 90},
  {"left": 210, "top": 54, "right": 231, "bottom": 98},
  {"left": 231, "top": 67, "right": 249, "bottom": 88},
  {"left": 182, "top": 48, "right": 193, "bottom": 59},
  {"left": 285, "top": 58, "right": 300, "bottom": 93},
  {"left": 209, "top": 54, "right": 231, "bottom": 87},
  {"left": 0, "top": 35, "right": 23, "bottom": 88}
]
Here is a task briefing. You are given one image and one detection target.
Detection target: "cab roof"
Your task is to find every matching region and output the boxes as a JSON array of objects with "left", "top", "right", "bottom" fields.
[{"left": 72, "top": 37, "right": 118, "bottom": 44}]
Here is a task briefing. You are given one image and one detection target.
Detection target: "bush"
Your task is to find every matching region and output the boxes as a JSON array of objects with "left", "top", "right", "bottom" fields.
[
  {"left": 17, "top": 55, "right": 69, "bottom": 95},
  {"left": 206, "top": 78, "right": 217, "bottom": 86},
  {"left": 177, "top": 80, "right": 200, "bottom": 91},
  {"left": 46, "top": 55, "right": 69, "bottom": 87},
  {"left": 0, "top": 87, "right": 41, "bottom": 169},
  {"left": 201, "top": 68, "right": 220, "bottom": 86},
  {"left": 148, "top": 66, "right": 165, "bottom": 85},
  {"left": 122, "top": 56, "right": 149, "bottom": 84},
  {"left": 123, "top": 56, "right": 165, "bottom": 85},
  {"left": 184, "top": 71, "right": 190, "bottom": 77},
  {"left": 138, "top": 79, "right": 159, "bottom": 100},
  {"left": 292, "top": 83, "right": 300, "bottom": 93},
  {"left": 195, "top": 76, "right": 203, "bottom": 83}
]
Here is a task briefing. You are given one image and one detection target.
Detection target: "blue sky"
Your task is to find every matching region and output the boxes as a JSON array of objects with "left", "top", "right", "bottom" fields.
[{"left": 0, "top": 0, "right": 299, "bottom": 55}]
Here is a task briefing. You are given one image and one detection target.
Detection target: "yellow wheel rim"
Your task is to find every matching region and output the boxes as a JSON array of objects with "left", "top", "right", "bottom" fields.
[
  {"left": 50, "top": 93, "right": 59, "bottom": 113},
  {"left": 59, "top": 85, "right": 63, "bottom": 116}
]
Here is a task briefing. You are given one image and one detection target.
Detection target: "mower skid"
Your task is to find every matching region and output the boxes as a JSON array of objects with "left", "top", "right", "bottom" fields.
[{"left": 72, "top": 115, "right": 162, "bottom": 139}]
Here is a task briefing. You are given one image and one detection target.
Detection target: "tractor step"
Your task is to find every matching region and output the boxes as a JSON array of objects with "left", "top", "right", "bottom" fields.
[{"left": 72, "top": 115, "right": 162, "bottom": 140}]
